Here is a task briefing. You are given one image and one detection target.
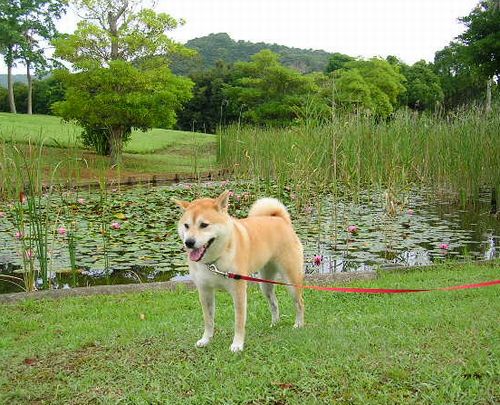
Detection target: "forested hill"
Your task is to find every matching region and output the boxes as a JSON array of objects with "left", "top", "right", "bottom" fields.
[{"left": 172, "top": 32, "right": 332, "bottom": 75}]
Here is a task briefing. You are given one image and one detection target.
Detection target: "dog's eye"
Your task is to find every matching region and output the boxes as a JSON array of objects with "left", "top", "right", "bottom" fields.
[
  {"left": 184, "top": 223, "right": 189, "bottom": 229},
  {"left": 200, "top": 222, "right": 209, "bottom": 229}
]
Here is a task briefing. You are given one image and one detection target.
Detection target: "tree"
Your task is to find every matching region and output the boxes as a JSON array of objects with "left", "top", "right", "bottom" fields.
[
  {"left": 458, "top": 0, "right": 500, "bottom": 111},
  {"left": 52, "top": 0, "right": 194, "bottom": 165},
  {"left": 176, "top": 61, "right": 239, "bottom": 133},
  {"left": 0, "top": 0, "right": 66, "bottom": 114},
  {"left": 400, "top": 60, "right": 444, "bottom": 111},
  {"left": 434, "top": 42, "right": 485, "bottom": 108},
  {"left": 223, "top": 50, "right": 318, "bottom": 126},
  {"left": 18, "top": 0, "right": 67, "bottom": 114},
  {"left": 325, "top": 52, "right": 355, "bottom": 73},
  {"left": 330, "top": 58, "right": 406, "bottom": 117},
  {"left": 0, "top": 0, "right": 24, "bottom": 113}
]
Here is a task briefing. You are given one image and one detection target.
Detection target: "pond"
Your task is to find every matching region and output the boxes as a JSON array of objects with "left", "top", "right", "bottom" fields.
[{"left": 0, "top": 181, "right": 498, "bottom": 294}]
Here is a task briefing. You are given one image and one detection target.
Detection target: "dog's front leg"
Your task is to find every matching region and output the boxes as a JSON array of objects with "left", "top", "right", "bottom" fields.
[
  {"left": 196, "top": 287, "right": 215, "bottom": 348},
  {"left": 230, "top": 281, "right": 247, "bottom": 352}
]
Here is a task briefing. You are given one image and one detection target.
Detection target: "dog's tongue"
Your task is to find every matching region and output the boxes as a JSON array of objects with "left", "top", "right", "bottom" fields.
[{"left": 189, "top": 246, "right": 205, "bottom": 262}]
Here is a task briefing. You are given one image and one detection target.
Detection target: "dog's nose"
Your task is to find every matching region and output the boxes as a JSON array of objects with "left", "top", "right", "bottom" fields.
[{"left": 185, "top": 238, "right": 196, "bottom": 249}]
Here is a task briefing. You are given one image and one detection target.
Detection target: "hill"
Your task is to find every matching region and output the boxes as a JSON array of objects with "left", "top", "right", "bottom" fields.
[
  {"left": 172, "top": 32, "right": 332, "bottom": 75},
  {"left": 0, "top": 74, "right": 28, "bottom": 88}
]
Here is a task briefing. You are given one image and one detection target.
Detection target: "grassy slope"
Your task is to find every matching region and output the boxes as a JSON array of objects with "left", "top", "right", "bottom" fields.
[
  {"left": 0, "top": 261, "right": 498, "bottom": 404},
  {"left": 0, "top": 113, "right": 217, "bottom": 178}
]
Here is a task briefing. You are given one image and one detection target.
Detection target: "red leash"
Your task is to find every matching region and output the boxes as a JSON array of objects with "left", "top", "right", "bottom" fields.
[{"left": 224, "top": 271, "right": 500, "bottom": 294}]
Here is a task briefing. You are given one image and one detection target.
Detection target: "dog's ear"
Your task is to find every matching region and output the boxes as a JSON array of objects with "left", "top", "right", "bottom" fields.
[
  {"left": 216, "top": 190, "right": 230, "bottom": 212},
  {"left": 171, "top": 198, "right": 190, "bottom": 210}
]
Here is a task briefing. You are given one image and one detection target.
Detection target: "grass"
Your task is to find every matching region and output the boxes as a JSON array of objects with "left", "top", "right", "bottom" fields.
[
  {"left": 219, "top": 106, "right": 500, "bottom": 204},
  {"left": 0, "top": 113, "right": 217, "bottom": 181},
  {"left": 1, "top": 261, "right": 498, "bottom": 404}
]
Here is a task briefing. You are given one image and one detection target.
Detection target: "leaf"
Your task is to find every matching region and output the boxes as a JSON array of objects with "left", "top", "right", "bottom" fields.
[{"left": 114, "top": 213, "right": 126, "bottom": 220}]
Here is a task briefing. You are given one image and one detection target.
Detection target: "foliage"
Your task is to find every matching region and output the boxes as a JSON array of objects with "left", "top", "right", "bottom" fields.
[
  {"left": 171, "top": 32, "right": 333, "bottom": 75},
  {"left": 219, "top": 105, "right": 500, "bottom": 204},
  {"left": 433, "top": 42, "right": 486, "bottom": 108},
  {"left": 325, "top": 52, "right": 355, "bottom": 73},
  {"left": 176, "top": 61, "right": 240, "bottom": 133},
  {"left": 458, "top": 0, "right": 500, "bottom": 80},
  {"left": 0, "top": 77, "right": 65, "bottom": 113},
  {"left": 52, "top": 0, "right": 195, "bottom": 164},
  {"left": 52, "top": 60, "right": 193, "bottom": 154},
  {"left": 399, "top": 60, "right": 444, "bottom": 110},
  {"left": 223, "top": 50, "right": 318, "bottom": 126},
  {"left": 330, "top": 58, "right": 406, "bottom": 117}
]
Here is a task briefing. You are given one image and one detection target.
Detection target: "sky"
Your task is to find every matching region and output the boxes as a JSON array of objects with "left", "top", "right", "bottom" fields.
[{"left": 2, "top": 0, "right": 480, "bottom": 74}]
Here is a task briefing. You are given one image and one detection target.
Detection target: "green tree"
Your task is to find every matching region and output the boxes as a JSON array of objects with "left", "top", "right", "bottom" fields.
[
  {"left": 458, "top": 0, "right": 500, "bottom": 111},
  {"left": 223, "top": 50, "right": 318, "bottom": 126},
  {"left": 52, "top": 0, "right": 194, "bottom": 165},
  {"left": 331, "top": 58, "right": 406, "bottom": 117},
  {"left": 433, "top": 42, "right": 485, "bottom": 108},
  {"left": 325, "top": 52, "right": 355, "bottom": 73},
  {"left": 400, "top": 60, "right": 444, "bottom": 111},
  {"left": 0, "top": 0, "right": 24, "bottom": 113},
  {"left": 18, "top": 0, "right": 67, "bottom": 114},
  {"left": 176, "top": 61, "right": 239, "bottom": 133}
]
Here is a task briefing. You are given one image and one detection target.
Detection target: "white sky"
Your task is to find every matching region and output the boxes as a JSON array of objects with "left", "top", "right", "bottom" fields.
[{"left": 2, "top": 0, "right": 480, "bottom": 74}]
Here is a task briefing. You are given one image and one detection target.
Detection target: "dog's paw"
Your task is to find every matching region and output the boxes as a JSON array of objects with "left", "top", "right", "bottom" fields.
[
  {"left": 196, "top": 337, "right": 211, "bottom": 348},
  {"left": 230, "top": 342, "right": 244, "bottom": 353}
]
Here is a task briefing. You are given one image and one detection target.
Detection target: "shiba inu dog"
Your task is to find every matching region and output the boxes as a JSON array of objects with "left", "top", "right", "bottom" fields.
[{"left": 173, "top": 190, "right": 304, "bottom": 352}]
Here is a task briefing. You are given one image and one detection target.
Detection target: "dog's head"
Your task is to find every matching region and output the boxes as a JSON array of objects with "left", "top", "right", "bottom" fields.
[{"left": 172, "top": 190, "right": 232, "bottom": 263}]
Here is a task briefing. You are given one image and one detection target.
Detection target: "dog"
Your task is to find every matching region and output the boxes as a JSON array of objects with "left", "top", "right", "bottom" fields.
[{"left": 173, "top": 190, "right": 304, "bottom": 352}]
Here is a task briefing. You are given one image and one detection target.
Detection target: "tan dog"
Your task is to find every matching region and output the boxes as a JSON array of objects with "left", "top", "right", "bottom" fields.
[{"left": 173, "top": 190, "right": 304, "bottom": 352}]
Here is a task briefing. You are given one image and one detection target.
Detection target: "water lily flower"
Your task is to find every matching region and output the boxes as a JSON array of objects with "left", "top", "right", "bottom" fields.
[
  {"left": 77, "top": 198, "right": 85, "bottom": 205},
  {"left": 347, "top": 225, "right": 358, "bottom": 234},
  {"left": 228, "top": 190, "right": 234, "bottom": 197},
  {"left": 407, "top": 209, "right": 414, "bottom": 215},
  {"left": 313, "top": 255, "right": 323, "bottom": 266},
  {"left": 111, "top": 222, "right": 121, "bottom": 230},
  {"left": 25, "top": 249, "right": 34, "bottom": 259},
  {"left": 15, "top": 231, "right": 24, "bottom": 240},
  {"left": 57, "top": 226, "right": 67, "bottom": 236},
  {"left": 439, "top": 243, "right": 449, "bottom": 250}
]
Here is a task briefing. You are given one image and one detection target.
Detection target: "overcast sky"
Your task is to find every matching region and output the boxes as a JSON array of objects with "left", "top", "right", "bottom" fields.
[{"left": 2, "top": 0, "right": 480, "bottom": 74}]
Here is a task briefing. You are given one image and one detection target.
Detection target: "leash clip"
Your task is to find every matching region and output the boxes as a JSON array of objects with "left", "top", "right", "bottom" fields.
[{"left": 207, "top": 263, "right": 228, "bottom": 278}]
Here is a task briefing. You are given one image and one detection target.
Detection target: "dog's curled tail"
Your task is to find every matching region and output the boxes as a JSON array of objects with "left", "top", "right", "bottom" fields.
[{"left": 248, "top": 198, "right": 291, "bottom": 224}]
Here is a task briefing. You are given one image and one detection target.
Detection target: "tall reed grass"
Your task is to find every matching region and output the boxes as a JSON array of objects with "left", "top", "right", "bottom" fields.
[{"left": 218, "top": 106, "right": 500, "bottom": 205}]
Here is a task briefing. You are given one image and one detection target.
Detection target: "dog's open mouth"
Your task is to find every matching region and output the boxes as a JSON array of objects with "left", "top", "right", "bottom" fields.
[{"left": 189, "top": 237, "right": 215, "bottom": 262}]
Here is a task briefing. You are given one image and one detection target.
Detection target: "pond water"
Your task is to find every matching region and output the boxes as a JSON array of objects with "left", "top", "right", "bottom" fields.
[{"left": 0, "top": 181, "right": 498, "bottom": 294}]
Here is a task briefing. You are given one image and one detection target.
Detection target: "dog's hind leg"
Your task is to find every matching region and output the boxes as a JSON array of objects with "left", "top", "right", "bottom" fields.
[
  {"left": 276, "top": 251, "right": 304, "bottom": 328},
  {"left": 196, "top": 287, "right": 215, "bottom": 348},
  {"left": 259, "top": 264, "right": 280, "bottom": 326}
]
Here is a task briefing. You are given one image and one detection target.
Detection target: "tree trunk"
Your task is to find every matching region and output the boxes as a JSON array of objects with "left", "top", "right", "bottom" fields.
[
  {"left": 108, "top": 126, "right": 124, "bottom": 166},
  {"left": 485, "top": 77, "right": 492, "bottom": 113},
  {"left": 7, "top": 46, "right": 17, "bottom": 114},
  {"left": 26, "top": 61, "right": 33, "bottom": 115}
]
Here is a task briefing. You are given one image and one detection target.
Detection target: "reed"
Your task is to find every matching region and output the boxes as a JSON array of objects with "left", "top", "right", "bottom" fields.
[{"left": 218, "top": 105, "right": 499, "bottom": 205}]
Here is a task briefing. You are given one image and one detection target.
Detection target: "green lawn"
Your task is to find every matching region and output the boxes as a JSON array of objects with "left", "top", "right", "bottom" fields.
[
  {"left": 1, "top": 261, "right": 498, "bottom": 404},
  {"left": 0, "top": 113, "right": 217, "bottom": 179}
]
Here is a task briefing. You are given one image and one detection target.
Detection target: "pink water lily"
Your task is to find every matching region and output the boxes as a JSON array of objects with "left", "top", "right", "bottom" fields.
[
  {"left": 439, "top": 243, "right": 449, "bottom": 250},
  {"left": 15, "top": 231, "right": 24, "bottom": 240},
  {"left": 111, "top": 222, "right": 121, "bottom": 230},
  {"left": 57, "top": 226, "right": 67, "bottom": 236},
  {"left": 313, "top": 255, "right": 323, "bottom": 266},
  {"left": 77, "top": 198, "right": 85, "bottom": 205},
  {"left": 347, "top": 225, "right": 358, "bottom": 234},
  {"left": 25, "top": 249, "right": 34, "bottom": 259},
  {"left": 407, "top": 209, "right": 414, "bottom": 215}
]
